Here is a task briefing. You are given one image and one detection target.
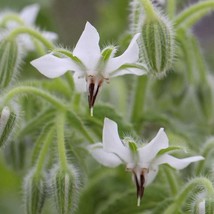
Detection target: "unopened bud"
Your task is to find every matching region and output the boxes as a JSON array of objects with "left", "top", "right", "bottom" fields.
[
  {"left": 0, "top": 106, "right": 16, "bottom": 148},
  {"left": 140, "top": 1, "right": 174, "bottom": 76},
  {"left": 23, "top": 170, "right": 46, "bottom": 214},
  {"left": 0, "top": 38, "right": 20, "bottom": 89},
  {"left": 50, "top": 165, "right": 80, "bottom": 214}
]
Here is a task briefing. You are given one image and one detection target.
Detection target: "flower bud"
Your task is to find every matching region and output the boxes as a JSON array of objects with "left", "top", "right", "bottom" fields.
[
  {"left": 140, "top": 4, "right": 174, "bottom": 76},
  {"left": 0, "top": 38, "right": 21, "bottom": 89},
  {"left": 23, "top": 170, "right": 46, "bottom": 214},
  {"left": 50, "top": 165, "right": 80, "bottom": 214},
  {"left": 0, "top": 106, "right": 16, "bottom": 148}
]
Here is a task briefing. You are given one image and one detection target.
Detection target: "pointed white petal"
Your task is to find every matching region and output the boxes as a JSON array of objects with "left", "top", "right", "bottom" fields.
[
  {"left": 138, "top": 128, "right": 168, "bottom": 168},
  {"left": 88, "top": 143, "right": 123, "bottom": 167},
  {"left": 31, "top": 54, "right": 77, "bottom": 78},
  {"left": 103, "top": 118, "right": 131, "bottom": 163},
  {"left": 20, "top": 4, "right": 40, "bottom": 25},
  {"left": 73, "top": 73, "right": 87, "bottom": 92},
  {"left": 105, "top": 33, "right": 140, "bottom": 73},
  {"left": 73, "top": 22, "right": 101, "bottom": 71},
  {"left": 153, "top": 154, "right": 204, "bottom": 170}
]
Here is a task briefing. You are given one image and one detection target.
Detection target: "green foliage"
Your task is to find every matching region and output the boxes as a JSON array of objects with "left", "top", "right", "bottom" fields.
[{"left": 0, "top": 0, "right": 214, "bottom": 214}]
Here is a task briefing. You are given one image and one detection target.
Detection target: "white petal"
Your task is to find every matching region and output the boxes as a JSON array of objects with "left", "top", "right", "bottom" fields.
[
  {"left": 103, "top": 118, "right": 131, "bottom": 163},
  {"left": 31, "top": 54, "right": 76, "bottom": 78},
  {"left": 73, "top": 22, "right": 101, "bottom": 71},
  {"left": 105, "top": 33, "right": 140, "bottom": 73},
  {"left": 20, "top": 4, "right": 40, "bottom": 25},
  {"left": 73, "top": 73, "right": 87, "bottom": 92},
  {"left": 110, "top": 66, "right": 147, "bottom": 77},
  {"left": 153, "top": 154, "right": 204, "bottom": 170},
  {"left": 88, "top": 143, "right": 123, "bottom": 167},
  {"left": 138, "top": 128, "right": 168, "bottom": 168}
]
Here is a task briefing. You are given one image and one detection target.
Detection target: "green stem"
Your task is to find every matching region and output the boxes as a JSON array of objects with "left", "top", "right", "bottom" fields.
[
  {"left": 18, "top": 108, "right": 55, "bottom": 138},
  {"left": 140, "top": 0, "right": 156, "bottom": 18},
  {"left": 65, "top": 72, "right": 75, "bottom": 92},
  {"left": 178, "top": 32, "right": 195, "bottom": 84},
  {"left": 177, "top": 177, "right": 214, "bottom": 203},
  {"left": 35, "top": 128, "right": 54, "bottom": 175},
  {"left": 131, "top": 76, "right": 148, "bottom": 125},
  {"left": 72, "top": 93, "right": 81, "bottom": 112},
  {"left": 7, "top": 26, "right": 54, "bottom": 50},
  {"left": 174, "top": 0, "right": 214, "bottom": 29},
  {"left": 56, "top": 112, "right": 67, "bottom": 170},
  {"left": 167, "top": 0, "right": 176, "bottom": 20},
  {"left": 191, "top": 36, "right": 207, "bottom": 84},
  {"left": 31, "top": 123, "right": 53, "bottom": 166},
  {"left": 3, "top": 86, "right": 67, "bottom": 110},
  {"left": 164, "top": 167, "right": 178, "bottom": 195},
  {"left": 164, "top": 177, "right": 214, "bottom": 213},
  {"left": 0, "top": 14, "right": 25, "bottom": 27},
  {"left": 66, "top": 110, "right": 94, "bottom": 143},
  {"left": 195, "top": 139, "right": 214, "bottom": 175}
]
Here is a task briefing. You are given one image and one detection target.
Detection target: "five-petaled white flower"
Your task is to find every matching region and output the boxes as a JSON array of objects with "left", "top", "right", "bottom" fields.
[
  {"left": 0, "top": 4, "right": 57, "bottom": 51},
  {"left": 31, "top": 22, "right": 148, "bottom": 115},
  {"left": 88, "top": 118, "right": 204, "bottom": 206}
]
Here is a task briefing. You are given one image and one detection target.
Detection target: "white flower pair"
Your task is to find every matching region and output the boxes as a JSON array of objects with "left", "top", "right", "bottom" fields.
[{"left": 30, "top": 15, "right": 204, "bottom": 206}]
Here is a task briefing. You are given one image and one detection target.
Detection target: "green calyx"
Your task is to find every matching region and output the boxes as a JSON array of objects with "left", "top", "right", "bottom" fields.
[
  {"left": 0, "top": 39, "right": 19, "bottom": 89},
  {"left": 140, "top": 16, "right": 174, "bottom": 77},
  {"left": 128, "top": 141, "right": 138, "bottom": 153},
  {"left": 0, "top": 106, "right": 17, "bottom": 148}
]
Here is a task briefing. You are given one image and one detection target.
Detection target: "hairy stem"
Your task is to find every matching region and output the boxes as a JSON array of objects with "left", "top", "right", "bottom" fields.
[
  {"left": 56, "top": 112, "right": 67, "bottom": 170},
  {"left": 0, "top": 14, "right": 25, "bottom": 27},
  {"left": 131, "top": 76, "right": 148, "bottom": 126},
  {"left": 35, "top": 128, "right": 54, "bottom": 175},
  {"left": 3, "top": 86, "right": 67, "bottom": 110},
  {"left": 174, "top": 0, "right": 214, "bottom": 29},
  {"left": 167, "top": 0, "right": 176, "bottom": 19},
  {"left": 7, "top": 26, "right": 54, "bottom": 49}
]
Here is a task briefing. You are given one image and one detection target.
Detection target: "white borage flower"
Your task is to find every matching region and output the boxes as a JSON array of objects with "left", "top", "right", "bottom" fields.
[
  {"left": 30, "top": 22, "right": 148, "bottom": 115},
  {"left": 88, "top": 118, "right": 204, "bottom": 206},
  {"left": 0, "top": 4, "right": 58, "bottom": 51}
]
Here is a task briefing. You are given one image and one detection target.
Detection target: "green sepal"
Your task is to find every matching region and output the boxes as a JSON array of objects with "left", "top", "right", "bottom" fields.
[
  {"left": 0, "top": 106, "right": 16, "bottom": 147},
  {"left": 140, "top": 16, "right": 174, "bottom": 76},
  {"left": 157, "top": 146, "right": 183, "bottom": 156},
  {"left": 0, "top": 39, "right": 20, "bottom": 89},
  {"left": 23, "top": 171, "right": 46, "bottom": 214},
  {"left": 128, "top": 141, "right": 138, "bottom": 153},
  {"left": 50, "top": 165, "right": 80, "bottom": 214},
  {"left": 101, "top": 46, "right": 116, "bottom": 61},
  {"left": 52, "top": 48, "right": 85, "bottom": 68}
]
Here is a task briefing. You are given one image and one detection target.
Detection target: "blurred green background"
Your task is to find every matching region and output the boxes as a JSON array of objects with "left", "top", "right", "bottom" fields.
[{"left": 0, "top": 0, "right": 214, "bottom": 213}]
